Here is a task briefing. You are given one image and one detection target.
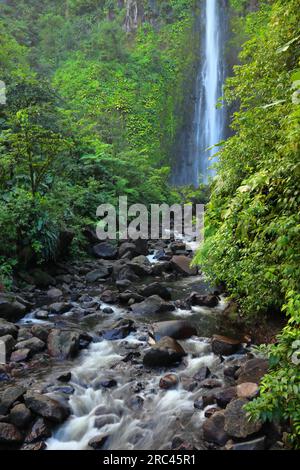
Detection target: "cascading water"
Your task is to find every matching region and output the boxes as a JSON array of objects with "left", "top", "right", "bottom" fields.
[{"left": 172, "top": 0, "right": 227, "bottom": 186}]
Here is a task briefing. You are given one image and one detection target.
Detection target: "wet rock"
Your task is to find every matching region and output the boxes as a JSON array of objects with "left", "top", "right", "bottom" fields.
[
  {"left": 57, "top": 372, "right": 71, "bottom": 383},
  {"left": 170, "top": 241, "right": 187, "bottom": 254},
  {"left": 171, "top": 437, "right": 195, "bottom": 451},
  {"left": 119, "top": 291, "right": 144, "bottom": 304},
  {"left": 113, "top": 263, "right": 139, "bottom": 282},
  {"left": 0, "top": 294, "right": 27, "bottom": 322},
  {"left": 116, "top": 279, "right": 132, "bottom": 290},
  {"left": 237, "top": 382, "right": 259, "bottom": 399},
  {"left": 159, "top": 374, "right": 179, "bottom": 390},
  {"left": 237, "top": 358, "right": 269, "bottom": 385},
  {"left": 15, "top": 337, "right": 45, "bottom": 354},
  {"left": 0, "top": 319, "right": 18, "bottom": 338},
  {"left": 133, "top": 239, "right": 148, "bottom": 256},
  {"left": 47, "top": 329, "right": 81, "bottom": 360},
  {"left": 94, "top": 414, "right": 119, "bottom": 429},
  {"left": 46, "top": 288, "right": 63, "bottom": 301},
  {"left": 31, "top": 325, "right": 49, "bottom": 343},
  {"left": 226, "top": 436, "right": 266, "bottom": 451},
  {"left": 21, "top": 441, "right": 46, "bottom": 451},
  {"left": 9, "top": 404, "right": 32, "bottom": 429},
  {"left": 85, "top": 267, "right": 111, "bottom": 283},
  {"left": 224, "top": 365, "right": 240, "bottom": 379},
  {"left": 93, "top": 242, "right": 118, "bottom": 260},
  {"left": 34, "top": 310, "right": 49, "bottom": 320},
  {"left": 0, "top": 335, "right": 15, "bottom": 360},
  {"left": 48, "top": 302, "right": 72, "bottom": 314},
  {"left": 214, "top": 386, "right": 237, "bottom": 408},
  {"left": 0, "top": 385, "right": 26, "bottom": 414},
  {"left": 212, "top": 335, "right": 241, "bottom": 356},
  {"left": 193, "top": 366, "right": 211, "bottom": 382},
  {"left": 0, "top": 422, "right": 23, "bottom": 444},
  {"left": 88, "top": 435, "right": 109, "bottom": 450},
  {"left": 205, "top": 407, "right": 221, "bottom": 418},
  {"left": 126, "top": 395, "right": 144, "bottom": 411},
  {"left": 17, "top": 327, "right": 33, "bottom": 341},
  {"left": 150, "top": 320, "right": 197, "bottom": 342},
  {"left": 224, "top": 398, "right": 262, "bottom": 438},
  {"left": 152, "top": 261, "right": 173, "bottom": 276},
  {"left": 24, "top": 393, "right": 70, "bottom": 424},
  {"left": 128, "top": 256, "right": 152, "bottom": 276},
  {"left": 187, "top": 292, "right": 219, "bottom": 308},
  {"left": 118, "top": 242, "right": 138, "bottom": 259},
  {"left": 100, "top": 307, "right": 113, "bottom": 315},
  {"left": 171, "top": 256, "right": 197, "bottom": 276},
  {"left": 10, "top": 348, "right": 31, "bottom": 363},
  {"left": 194, "top": 399, "right": 204, "bottom": 410},
  {"left": 102, "top": 319, "right": 135, "bottom": 341},
  {"left": 97, "top": 379, "right": 117, "bottom": 389},
  {"left": 143, "top": 337, "right": 186, "bottom": 368},
  {"left": 131, "top": 295, "right": 175, "bottom": 316},
  {"left": 140, "top": 283, "right": 171, "bottom": 301},
  {"left": 202, "top": 410, "right": 229, "bottom": 446},
  {"left": 24, "top": 418, "right": 52, "bottom": 443},
  {"left": 100, "top": 290, "right": 119, "bottom": 304},
  {"left": 201, "top": 379, "right": 223, "bottom": 389}
]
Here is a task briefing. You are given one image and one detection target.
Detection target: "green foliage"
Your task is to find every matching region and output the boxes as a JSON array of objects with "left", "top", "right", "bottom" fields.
[{"left": 194, "top": 0, "right": 300, "bottom": 445}]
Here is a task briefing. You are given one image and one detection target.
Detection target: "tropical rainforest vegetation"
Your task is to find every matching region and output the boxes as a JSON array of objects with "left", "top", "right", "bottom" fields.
[{"left": 0, "top": 0, "right": 299, "bottom": 449}]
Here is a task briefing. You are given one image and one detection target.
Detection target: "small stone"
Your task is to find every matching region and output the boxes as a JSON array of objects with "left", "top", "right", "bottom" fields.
[
  {"left": 24, "top": 393, "right": 70, "bottom": 423},
  {"left": 88, "top": 435, "right": 109, "bottom": 450},
  {"left": 212, "top": 335, "right": 241, "bottom": 356},
  {"left": 0, "top": 385, "right": 26, "bottom": 414},
  {"left": 10, "top": 348, "right": 31, "bottom": 363},
  {"left": 202, "top": 411, "right": 229, "bottom": 446},
  {"left": 14, "top": 337, "right": 45, "bottom": 354},
  {"left": 159, "top": 374, "right": 179, "bottom": 390}
]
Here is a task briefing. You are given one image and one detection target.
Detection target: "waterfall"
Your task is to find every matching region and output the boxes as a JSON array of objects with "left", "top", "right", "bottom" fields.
[{"left": 172, "top": 0, "right": 227, "bottom": 187}]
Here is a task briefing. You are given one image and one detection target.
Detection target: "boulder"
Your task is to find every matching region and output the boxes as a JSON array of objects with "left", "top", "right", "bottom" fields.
[
  {"left": 24, "top": 393, "right": 70, "bottom": 423},
  {"left": 212, "top": 335, "right": 241, "bottom": 356},
  {"left": 85, "top": 267, "right": 111, "bottom": 283},
  {"left": 10, "top": 349, "right": 31, "bottom": 363},
  {"left": 93, "top": 242, "right": 118, "bottom": 260},
  {"left": 0, "top": 319, "right": 18, "bottom": 338},
  {"left": 170, "top": 241, "right": 187, "bottom": 254},
  {"left": 171, "top": 256, "right": 197, "bottom": 276},
  {"left": 214, "top": 386, "right": 237, "bottom": 408},
  {"left": 150, "top": 320, "right": 196, "bottom": 341},
  {"left": 193, "top": 366, "right": 211, "bottom": 382},
  {"left": 102, "top": 319, "right": 135, "bottom": 341},
  {"left": 187, "top": 292, "right": 219, "bottom": 308},
  {"left": 128, "top": 256, "right": 152, "bottom": 276},
  {"left": 34, "top": 310, "right": 49, "bottom": 320},
  {"left": 116, "top": 279, "right": 132, "bottom": 290},
  {"left": 143, "top": 337, "right": 186, "bottom": 368},
  {"left": 113, "top": 261, "right": 139, "bottom": 282},
  {"left": 118, "top": 242, "right": 138, "bottom": 259},
  {"left": 0, "top": 295, "right": 27, "bottom": 322},
  {"left": 237, "top": 382, "right": 259, "bottom": 399},
  {"left": 47, "top": 329, "right": 81, "bottom": 360},
  {"left": 237, "top": 358, "right": 269, "bottom": 385},
  {"left": 46, "top": 288, "right": 63, "bottom": 302},
  {"left": 159, "top": 374, "right": 179, "bottom": 390},
  {"left": 152, "top": 261, "right": 173, "bottom": 276},
  {"left": 119, "top": 291, "right": 144, "bottom": 304},
  {"left": 31, "top": 325, "right": 50, "bottom": 343},
  {"left": 100, "top": 290, "right": 119, "bottom": 304},
  {"left": 24, "top": 417, "right": 52, "bottom": 443},
  {"left": 48, "top": 302, "right": 72, "bottom": 314},
  {"left": 9, "top": 404, "right": 32, "bottom": 429},
  {"left": 0, "top": 422, "right": 23, "bottom": 444},
  {"left": 140, "top": 283, "right": 171, "bottom": 301},
  {"left": 0, "top": 385, "right": 26, "bottom": 415},
  {"left": 14, "top": 337, "right": 45, "bottom": 355},
  {"left": 131, "top": 295, "right": 175, "bottom": 316},
  {"left": 224, "top": 398, "right": 262, "bottom": 439},
  {"left": 202, "top": 411, "right": 229, "bottom": 446},
  {"left": 21, "top": 441, "right": 46, "bottom": 451},
  {"left": 132, "top": 239, "right": 148, "bottom": 256}
]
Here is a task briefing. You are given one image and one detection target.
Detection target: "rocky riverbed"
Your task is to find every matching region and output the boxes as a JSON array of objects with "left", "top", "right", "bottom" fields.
[{"left": 0, "top": 237, "right": 284, "bottom": 451}]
